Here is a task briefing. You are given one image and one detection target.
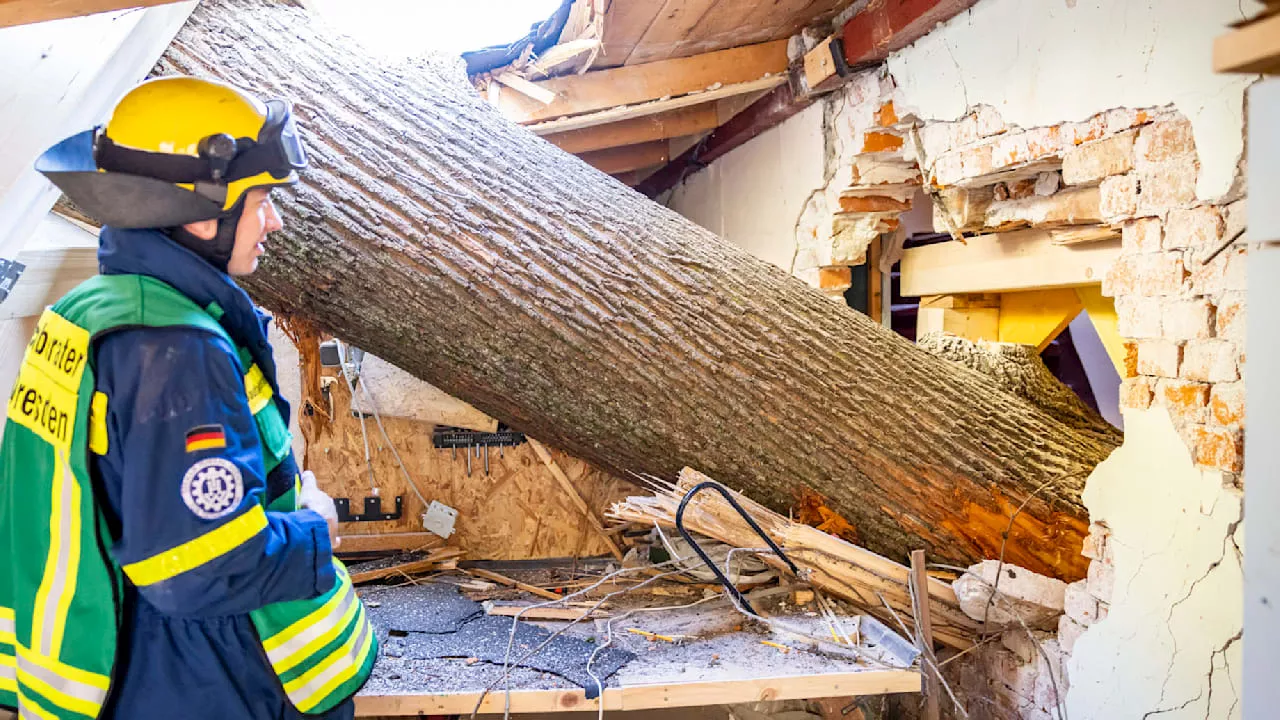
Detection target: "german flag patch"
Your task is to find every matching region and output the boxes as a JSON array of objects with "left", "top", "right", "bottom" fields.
[{"left": 185, "top": 424, "right": 227, "bottom": 453}]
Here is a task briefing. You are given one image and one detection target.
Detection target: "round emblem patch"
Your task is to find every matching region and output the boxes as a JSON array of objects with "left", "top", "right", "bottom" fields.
[{"left": 181, "top": 458, "right": 244, "bottom": 519}]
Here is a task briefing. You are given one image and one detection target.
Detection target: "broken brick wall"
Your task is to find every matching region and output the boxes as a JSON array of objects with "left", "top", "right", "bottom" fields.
[{"left": 666, "top": 0, "right": 1257, "bottom": 717}]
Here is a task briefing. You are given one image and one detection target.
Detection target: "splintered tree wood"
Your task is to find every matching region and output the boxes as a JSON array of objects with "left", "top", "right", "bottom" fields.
[{"left": 158, "top": 0, "right": 1119, "bottom": 581}]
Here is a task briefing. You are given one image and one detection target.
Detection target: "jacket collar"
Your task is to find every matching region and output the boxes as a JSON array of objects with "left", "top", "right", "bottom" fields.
[{"left": 97, "top": 226, "right": 282, "bottom": 391}]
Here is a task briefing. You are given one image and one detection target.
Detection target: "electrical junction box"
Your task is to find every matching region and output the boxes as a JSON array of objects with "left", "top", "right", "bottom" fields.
[{"left": 422, "top": 500, "right": 458, "bottom": 539}]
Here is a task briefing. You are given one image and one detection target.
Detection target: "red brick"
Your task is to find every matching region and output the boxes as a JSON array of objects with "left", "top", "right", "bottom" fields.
[
  {"left": 1121, "top": 218, "right": 1163, "bottom": 254},
  {"left": 1211, "top": 383, "right": 1245, "bottom": 426},
  {"left": 1120, "top": 376, "right": 1154, "bottom": 409},
  {"left": 1106, "top": 107, "right": 1155, "bottom": 135},
  {"left": 1065, "top": 114, "right": 1107, "bottom": 146},
  {"left": 1137, "top": 156, "right": 1199, "bottom": 215},
  {"left": 1155, "top": 379, "right": 1210, "bottom": 424},
  {"left": 1216, "top": 292, "right": 1245, "bottom": 346},
  {"left": 1123, "top": 342, "right": 1139, "bottom": 378},
  {"left": 877, "top": 101, "right": 898, "bottom": 127},
  {"left": 1189, "top": 424, "right": 1244, "bottom": 472},
  {"left": 1137, "top": 340, "right": 1182, "bottom": 378},
  {"left": 1135, "top": 117, "right": 1196, "bottom": 164},
  {"left": 863, "top": 131, "right": 904, "bottom": 153},
  {"left": 1164, "top": 206, "right": 1224, "bottom": 251},
  {"left": 1063, "top": 130, "right": 1136, "bottom": 185},
  {"left": 1116, "top": 297, "right": 1162, "bottom": 339},
  {"left": 1099, "top": 173, "right": 1139, "bottom": 220},
  {"left": 1183, "top": 339, "right": 1239, "bottom": 382},
  {"left": 974, "top": 105, "right": 1005, "bottom": 138},
  {"left": 837, "top": 195, "right": 912, "bottom": 213},
  {"left": 818, "top": 266, "right": 853, "bottom": 290},
  {"left": 1162, "top": 299, "right": 1215, "bottom": 341},
  {"left": 1190, "top": 245, "right": 1246, "bottom": 295},
  {"left": 1104, "top": 252, "right": 1186, "bottom": 297}
]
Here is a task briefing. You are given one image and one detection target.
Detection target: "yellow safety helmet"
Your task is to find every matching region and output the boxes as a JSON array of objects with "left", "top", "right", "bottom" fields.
[{"left": 37, "top": 75, "right": 307, "bottom": 229}]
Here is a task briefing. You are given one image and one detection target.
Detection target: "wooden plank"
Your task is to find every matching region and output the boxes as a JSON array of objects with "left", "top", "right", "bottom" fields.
[
  {"left": 543, "top": 103, "right": 720, "bottom": 154},
  {"left": 528, "top": 437, "right": 626, "bottom": 561},
  {"left": 467, "top": 568, "right": 564, "bottom": 601},
  {"left": 580, "top": 140, "right": 671, "bottom": 175},
  {"left": 909, "top": 550, "right": 941, "bottom": 720},
  {"left": 0, "top": 2, "right": 195, "bottom": 261},
  {"left": 484, "top": 603, "right": 610, "bottom": 620},
  {"left": 916, "top": 305, "right": 999, "bottom": 342},
  {"left": 594, "top": 0, "right": 666, "bottom": 69},
  {"left": 997, "top": 288, "right": 1085, "bottom": 351},
  {"left": 803, "top": 34, "right": 844, "bottom": 94},
  {"left": 349, "top": 548, "right": 464, "bottom": 584},
  {"left": 624, "top": 0, "right": 721, "bottom": 66},
  {"left": 496, "top": 40, "right": 789, "bottom": 124},
  {"left": 899, "top": 229, "right": 1121, "bottom": 296},
  {"left": 335, "top": 532, "right": 444, "bottom": 555},
  {"left": 1214, "top": 12, "right": 1280, "bottom": 74},
  {"left": 493, "top": 72, "right": 557, "bottom": 105},
  {"left": 526, "top": 74, "right": 785, "bottom": 135},
  {"left": 354, "top": 669, "right": 922, "bottom": 716},
  {"left": 0, "top": 0, "right": 186, "bottom": 27},
  {"left": 1075, "top": 285, "right": 1126, "bottom": 375}
]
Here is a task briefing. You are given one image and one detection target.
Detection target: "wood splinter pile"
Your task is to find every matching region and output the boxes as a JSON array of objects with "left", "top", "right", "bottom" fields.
[{"left": 609, "top": 468, "right": 979, "bottom": 650}]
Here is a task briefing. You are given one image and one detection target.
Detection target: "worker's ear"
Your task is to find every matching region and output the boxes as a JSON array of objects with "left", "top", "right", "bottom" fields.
[{"left": 182, "top": 217, "right": 219, "bottom": 240}]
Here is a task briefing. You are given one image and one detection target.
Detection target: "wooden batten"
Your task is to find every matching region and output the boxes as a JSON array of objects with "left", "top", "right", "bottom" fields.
[
  {"left": 580, "top": 140, "right": 671, "bottom": 175},
  {"left": 496, "top": 40, "right": 789, "bottom": 124},
  {"left": 544, "top": 104, "right": 721, "bottom": 154}
]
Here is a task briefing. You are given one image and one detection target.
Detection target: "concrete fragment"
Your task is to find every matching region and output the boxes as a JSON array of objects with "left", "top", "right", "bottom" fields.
[{"left": 953, "top": 560, "right": 1067, "bottom": 631}]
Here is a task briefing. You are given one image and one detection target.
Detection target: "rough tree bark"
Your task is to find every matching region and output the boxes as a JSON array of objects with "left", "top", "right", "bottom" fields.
[{"left": 156, "top": 0, "right": 1119, "bottom": 580}]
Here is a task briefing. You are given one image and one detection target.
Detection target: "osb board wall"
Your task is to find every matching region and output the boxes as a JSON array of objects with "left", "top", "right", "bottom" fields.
[{"left": 309, "top": 370, "right": 635, "bottom": 560}]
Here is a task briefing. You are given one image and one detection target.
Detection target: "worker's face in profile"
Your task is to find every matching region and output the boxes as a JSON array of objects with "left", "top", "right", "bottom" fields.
[{"left": 226, "top": 188, "right": 284, "bottom": 277}]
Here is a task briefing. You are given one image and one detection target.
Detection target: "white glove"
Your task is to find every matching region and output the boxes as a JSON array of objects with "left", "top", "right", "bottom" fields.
[{"left": 298, "top": 470, "right": 341, "bottom": 549}]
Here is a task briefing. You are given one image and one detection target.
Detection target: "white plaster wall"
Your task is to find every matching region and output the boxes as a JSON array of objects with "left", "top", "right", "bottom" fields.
[
  {"left": 1069, "top": 407, "right": 1243, "bottom": 719},
  {"left": 887, "top": 0, "right": 1261, "bottom": 201},
  {"left": 667, "top": 101, "right": 827, "bottom": 271}
]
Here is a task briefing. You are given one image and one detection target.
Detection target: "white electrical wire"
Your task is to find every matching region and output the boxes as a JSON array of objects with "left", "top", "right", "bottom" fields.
[{"left": 332, "top": 339, "right": 431, "bottom": 511}]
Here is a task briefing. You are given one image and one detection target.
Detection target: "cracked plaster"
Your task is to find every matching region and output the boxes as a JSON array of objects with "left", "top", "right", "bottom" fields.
[
  {"left": 885, "top": 0, "right": 1261, "bottom": 202},
  {"left": 1067, "top": 407, "right": 1243, "bottom": 720}
]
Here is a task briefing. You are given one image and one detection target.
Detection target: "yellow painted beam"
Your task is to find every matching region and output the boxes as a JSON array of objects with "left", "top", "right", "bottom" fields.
[
  {"left": 997, "top": 289, "right": 1084, "bottom": 351},
  {"left": 1075, "top": 286, "right": 1125, "bottom": 375}
]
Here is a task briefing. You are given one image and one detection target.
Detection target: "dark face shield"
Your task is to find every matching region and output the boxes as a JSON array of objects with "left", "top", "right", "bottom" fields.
[{"left": 257, "top": 99, "right": 308, "bottom": 179}]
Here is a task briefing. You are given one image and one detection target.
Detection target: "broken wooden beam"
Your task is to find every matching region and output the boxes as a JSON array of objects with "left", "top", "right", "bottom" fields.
[
  {"left": 494, "top": 40, "right": 789, "bottom": 124},
  {"left": 466, "top": 568, "right": 563, "bottom": 601},
  {"left": 610, "top": 469, "right": 980, "bottom": 650},
  {"left": 579, "top": 140, "right": 670, "bottom": 175},
  {"left": 350, "top": 547, "right": 465, "bottom": 584},
  {"left": 543, "top": 104, "right": 721, "bottom": 155}
]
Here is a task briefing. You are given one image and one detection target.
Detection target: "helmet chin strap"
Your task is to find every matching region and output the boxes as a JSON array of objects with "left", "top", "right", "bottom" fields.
[{"left": 166, "top": 201, "right": 244, "bottom": 273}]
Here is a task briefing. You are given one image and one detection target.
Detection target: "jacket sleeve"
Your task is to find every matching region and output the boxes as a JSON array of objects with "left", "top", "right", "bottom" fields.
[{"left": 95, "top": 326, "right": 335, "bottom": 617}]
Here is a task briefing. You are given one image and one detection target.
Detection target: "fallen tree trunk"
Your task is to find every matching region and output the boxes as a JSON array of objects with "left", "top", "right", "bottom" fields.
[{"left": 157, "top": 0, "right": 1119, "bottom": 580}]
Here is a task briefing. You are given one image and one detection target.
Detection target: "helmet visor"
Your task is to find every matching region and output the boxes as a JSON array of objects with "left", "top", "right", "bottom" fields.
[{"left": 260, "top": 99, "right": 308, "bottom": 177}]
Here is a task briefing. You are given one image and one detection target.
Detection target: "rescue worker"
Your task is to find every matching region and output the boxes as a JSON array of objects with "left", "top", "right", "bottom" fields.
[{"left": 0, "top": 76, "right": 377, "bottom": 720}]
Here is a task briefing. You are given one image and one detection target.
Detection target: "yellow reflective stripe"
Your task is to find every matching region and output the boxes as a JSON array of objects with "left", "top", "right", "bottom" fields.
[
  {"left": 15, "top": 646, "right": 108, "bottom": 718},
  {"left": 261, "top": 565, "right": 350, "bottom": 654},
  {"left": 244, "top": 364, "right": 274, "bottom": 414},
  {"left": 49, "top": 463, "right": 82, "bottom": 656},
  {"left": 267, "top": 584, "right": 358, "bottom": 674},
  {"left": 0, "top": 653, "right": 15, "bottom": 693},
  {"left": 30, "top": 458, "right": 69, "bottom": 656},
  {"left": 15, "top": 645, "right": 109, "bottom": 692},
  {"left": 88, "top": 391, "right": 109, "bottom": 455},
  {"left": 288, "top": 604, "right": 375, "bottom": 711},
  {"left": 122, "top": 506, "right": 268, "bottom": 586},
  {"left": 17, "top": 691, "right": 57, "bottom": 720},
  {"left": 0, "top": 606, "right": 14, "bottom": 644}
]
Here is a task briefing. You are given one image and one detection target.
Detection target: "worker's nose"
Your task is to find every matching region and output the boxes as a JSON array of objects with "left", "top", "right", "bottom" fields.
[{"left": 265, "top": 197, "right": 283, "bottom": 233}]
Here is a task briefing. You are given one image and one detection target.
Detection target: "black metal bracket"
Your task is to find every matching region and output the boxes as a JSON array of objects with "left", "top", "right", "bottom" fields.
[
  {"left": 335, "top": 495, "right": 403, "bottom": 522},
  {"left": 673, "top": 480, "right": 800, "bottom": 616},
  {"left": 828, "top": 37, "right": 852, "bottom": 78},
  {"left": 432, "top": 426, "right": 527, "bottom": 449}
]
